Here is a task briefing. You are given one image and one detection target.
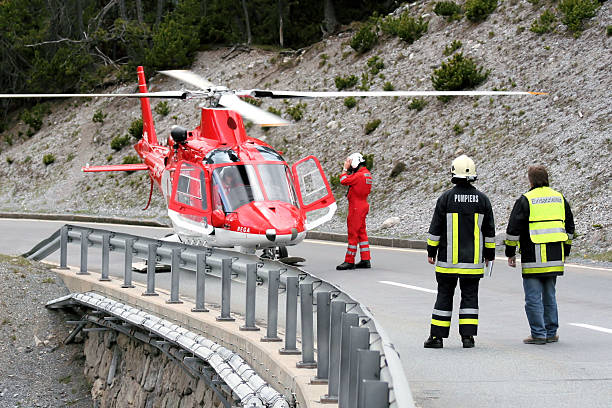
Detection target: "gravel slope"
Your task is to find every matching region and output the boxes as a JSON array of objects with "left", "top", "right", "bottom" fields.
[{"left": 0, "top": 1, "right": 609, "bottom": 258}]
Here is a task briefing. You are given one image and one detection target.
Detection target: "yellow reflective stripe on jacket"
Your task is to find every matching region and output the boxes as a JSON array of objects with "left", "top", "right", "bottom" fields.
[
  {"left": 522, "top": 265, "right": 564, "bottom": 274},
  {"left": 504, "top": 239, "right": 518, "bottom": 247},
  {"left": 431, "top": 319, "right": 451, "bottom": 327},
  {"left": 524, "top": 187, "right": 567, "bottom": 243},
  {"left": 452, "top": 213, "right": 459, "bottom": 264},
  {"left": 484, "top": 236, "right": 495, "bottom": 249},
  {"left": 427, "top": 234, "right": 440, "bottom": 247},
  {"left": 435, "top": 265, "right": 484, "bottom": 275},
  {"left": 473, "top": 213, "right": 480, "bottom": 264},
  {"left": 459, "top": 318, "right": 478, "bottom": 325}
]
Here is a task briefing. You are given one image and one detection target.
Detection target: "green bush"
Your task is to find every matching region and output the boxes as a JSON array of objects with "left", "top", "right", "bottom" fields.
[
  {"left": 431, "top": 53, "right": 490, "bottom": 101},
  {"left": 319, "top": 54, "right": 329, "bottom": 67},
  {"left": 453, "top": 123, "right": 464, "bottom": 135},
  {"left": 344, "top": 97, "right": 357, "bottom": 109},
  {"left": 267, "top": 106, "right": 282, "bottom": 116},
  {"left": 365, "top": 119, "right": 381, "bottom": 134},
  {"left": 531, "top": 10, "right": 557, "bottom": 34},
  {"left": 382, "top": 13, "right": 429, "bottom": 44},
  {"left": 335, "top": 75, "right": 359, "bottom": 91},
  {"left": 607, "top": 25, "right": 612, "bottom": 36},
  {"left": 92, "top": 110, "right": 107, "bottom": 123},
  {"left": 42, "top": 154, "right": 55, "bottom": 166},
  {"left": 383, "top": 82, "right": 394, "bottom": 91},
  {"left": 240, "top": 97, "right": 262, "bottom": 107},
  {"left": 154, "top": 101, "right": 171, "bottom": 116},
  {"left": 128, "top": 119, "right": 143, "bottom": 140},
  {"left": 122, "top": 155, "right": 142, "bottom": 165},
  {"left": 4, "top": 135, "right": 13, "bottom": 146},
  {"left": 111, "top": 134, "right": 131, "bottom": 151},
  {"left": 389, "top": 162, "right": 407, "bottom": 178},
  {"left": 20, "top": 104, "right": 49, "bottom": 133},
  {"left": 350, "top": 24, "right": 378, "bottom": 54},
  {"left": 559, "top": 0, "right": 599, "bottom": 37},
  {"left": 330, "top": 175, "right": 341, "bottom": 187},
  {"left": 358, "top": 73, "right": 370, "bottom": 91},
  {"left": 464, "top": 0, "right": 498, "bottom": 22},
  {"left": 363, "top": 153, "right": 374, "bottom": 171},
  {"left": 285, "top": 103, "right": 307, "bottom": 121},
  {"left": 367, "top": 56, "right": 384, "bottom": 75},
  {"left": 6, "top": 157, "right": 14, "bottom": 165},
  {"left": 408, "top": 98, "right": 428, "bottom": 111},
  {"left": 443, "top": 40, "right": 463, "bottom": 56},
  {"left": 434, "top": 1, "right": 463, "bottom": 20}
]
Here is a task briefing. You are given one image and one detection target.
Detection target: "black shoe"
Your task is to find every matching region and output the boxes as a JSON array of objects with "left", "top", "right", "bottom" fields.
[
  {"left": 336, "top": 262, "right": 355, "bottom": 270},
  {"left": 355, "top": 260, "right": 371, "bottom": 269},
  {"left": 424, "top": 336, "right": 443, "bottom": 349},
  {"left": 462, "top": 335, "right": 475, "bottom": 348}
]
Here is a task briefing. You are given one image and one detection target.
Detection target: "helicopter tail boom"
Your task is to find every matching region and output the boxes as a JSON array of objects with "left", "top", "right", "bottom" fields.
[
  {"left": 137, "top": 66, "right": 158, "bottom": 145},
  {"left": 82, "top": 164, "right": 149, "bottom": 172}
]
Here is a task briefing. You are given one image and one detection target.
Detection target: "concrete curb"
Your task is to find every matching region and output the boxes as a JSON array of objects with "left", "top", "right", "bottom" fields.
[{"left": 0, "top": 212, "right": 428, "bottom": 250}]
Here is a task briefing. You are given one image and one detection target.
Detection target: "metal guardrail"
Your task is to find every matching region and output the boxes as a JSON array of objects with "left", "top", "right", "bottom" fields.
[{"left": 26, "top": 224, "right": 415, "bottom": 408}]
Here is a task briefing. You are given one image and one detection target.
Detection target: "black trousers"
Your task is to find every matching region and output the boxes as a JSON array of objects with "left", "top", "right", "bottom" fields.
[{"left": 430, "top": 275, "right": 480, "bottom": 337}]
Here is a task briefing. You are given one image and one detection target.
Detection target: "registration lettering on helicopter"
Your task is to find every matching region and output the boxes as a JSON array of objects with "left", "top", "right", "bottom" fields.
[{"left": 236, "top": 226, "right": 251, "bottom": 233}]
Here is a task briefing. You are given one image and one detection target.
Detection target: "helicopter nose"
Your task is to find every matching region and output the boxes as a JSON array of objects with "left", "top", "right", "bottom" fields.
[{"left": 266, "top": 229, "right": 276, "bottom": 242}]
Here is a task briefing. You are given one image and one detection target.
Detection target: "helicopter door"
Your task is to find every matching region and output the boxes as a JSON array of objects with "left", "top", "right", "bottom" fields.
[
  {"left": 168, "top": 161, "right": 214, "bottom": 236},
  {"left": 292, "top": 156, "right": 337, "bottom": 230}
]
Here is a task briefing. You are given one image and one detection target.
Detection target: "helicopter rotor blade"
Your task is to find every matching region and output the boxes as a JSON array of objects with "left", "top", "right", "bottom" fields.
[
  {"left": 242, "top": 89, "right": 548, "bottom": 98},
  {"left": 218, "top": 94, "right": 290, "bottom": 126},
  {"left": 0, "top": 91, "right": 189, "bottom": 99},
  {"left": 158, "top": 70, "right": 215, "bottom": 91}
]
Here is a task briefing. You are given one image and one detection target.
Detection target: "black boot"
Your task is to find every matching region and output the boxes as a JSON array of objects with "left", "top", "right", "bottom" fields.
[
  {"left": 462, "top": 335, "right": 475, "bottom": 348},
  {"left": 355, "top": 260, "right": 371, "bottom": 269},
  {"left": 336, "top": 262, "right": 355, "bottom": 270},
  {"left": 424, "top": 336, "right": 443, "bottom": 349}
]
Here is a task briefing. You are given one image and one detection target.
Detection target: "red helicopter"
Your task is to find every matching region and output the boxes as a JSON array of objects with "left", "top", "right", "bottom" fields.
[{"left": 1, "top": 67, "right": 543, "bottom": 260}]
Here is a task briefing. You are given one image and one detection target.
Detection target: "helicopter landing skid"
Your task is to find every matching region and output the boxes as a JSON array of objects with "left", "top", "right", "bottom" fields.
[
  {"left": 279, "top": 256, "right": 305, "bottom": 266},
  {"left": 132, "top": 261, "right": 171, "bottom": 273}
]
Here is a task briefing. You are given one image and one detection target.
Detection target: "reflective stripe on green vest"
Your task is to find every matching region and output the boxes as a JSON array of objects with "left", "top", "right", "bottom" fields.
[{"left": 523, "top": 187, "right": 567, "bottom": 244}]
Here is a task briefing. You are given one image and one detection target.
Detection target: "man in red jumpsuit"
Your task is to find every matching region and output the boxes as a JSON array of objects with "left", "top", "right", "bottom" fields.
[{"left": 337, "top": 153, "right": 373, "bottom": 270}]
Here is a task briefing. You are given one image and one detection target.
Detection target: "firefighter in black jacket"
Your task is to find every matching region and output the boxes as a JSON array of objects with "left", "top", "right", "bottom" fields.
[
  {"left": 424, "top": 155, "right": 496, "bottom": 349},
  {"left": 505, "top": 165, "right": 575, "bottom": 344}
]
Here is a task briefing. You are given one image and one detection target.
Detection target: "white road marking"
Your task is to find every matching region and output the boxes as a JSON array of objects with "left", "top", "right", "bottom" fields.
[
  {"left": 1, "top": 217, "right": 171, "bottom": 230},
  {"left": 569, "top": 323, "right": 612, "bottom": 334},
  {"left": 304, "top": 239, "right": 425, "bottom": 253},
  {"left": 378, "top": 280, "right": 437, "bottom": 294}
]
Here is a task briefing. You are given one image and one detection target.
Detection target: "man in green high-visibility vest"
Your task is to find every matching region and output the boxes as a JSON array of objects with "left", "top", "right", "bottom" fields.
[{"left": 505, "top": 165, "right": 575, "bottom": 345}]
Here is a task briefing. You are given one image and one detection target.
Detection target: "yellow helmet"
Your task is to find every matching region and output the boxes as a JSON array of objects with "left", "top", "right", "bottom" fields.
[{"left": 451, "top": 154, "right": 477, "bottom": 182}]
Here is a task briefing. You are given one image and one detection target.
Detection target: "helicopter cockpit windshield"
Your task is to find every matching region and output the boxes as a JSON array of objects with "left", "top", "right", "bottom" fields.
[{"left": 212, "top": 164, "right": 298, "bottom": 213}]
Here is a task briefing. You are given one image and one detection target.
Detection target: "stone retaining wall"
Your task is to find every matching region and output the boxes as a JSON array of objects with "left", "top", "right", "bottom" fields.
[{"left": 84, "top": 331, "right": 223, "bottom": 408}]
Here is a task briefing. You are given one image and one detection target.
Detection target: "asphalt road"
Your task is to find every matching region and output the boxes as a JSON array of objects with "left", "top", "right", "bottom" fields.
[{"left": 2, "top": 219, "right": 611, "bottom": 408}]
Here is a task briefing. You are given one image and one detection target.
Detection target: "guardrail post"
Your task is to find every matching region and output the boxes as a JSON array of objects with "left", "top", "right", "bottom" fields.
[
  {"left": 240, "top": 263, "right": 259, "bottom": 331},
  {"left": 297, "top": 282, "right": 317, "bottom": 368},
  {"left": 192, "top": 252, "right": 208, "bottom": 311},
  {"left": 321, "top": 299, "right": 346, "bottom": 403},
  {"left": 338, "top": 312, "right": 359, "bottom": 408},
  {"left": 357, "top": 350, "right": 381, "bottom": 408},
  {"left": 142, "top": 243, "right": 158, "bottom": 296},
  {"left": 279, "top": 276, "right": 300, "bottom": 354},
  {"left": 78, "top": 230, "right": 90, "bottom": 275},
  {"left": 359, "top": 380, "right": 389, "bottom": 408},
  {"left": 122, "top": 238, "right": 135, "bottom": 288},
  {"left": 59, "top": 226, "right": 69, "bottom": 270},
  {"left": 217, "top": 258, "right": 235, "bottom": 321},
  {"left": 261, "top": 269, "right": 282, "bottom": 342},
  {"left": 100, "top": 233, "right": 111, "bottom": 281},
  {"left": 348, "top": 327, "right": 370, "bottom": 408},
  {"left": 312, "top": 291, "right": 331, "bottom": 384},
  {"left": 167, "top": 247, "right": 183, "bottom": 304}
]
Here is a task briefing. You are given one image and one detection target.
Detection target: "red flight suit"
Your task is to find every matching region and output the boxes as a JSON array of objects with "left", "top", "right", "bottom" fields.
[{"left": 339, "top": 167, "right": 373, "bottom": 263}]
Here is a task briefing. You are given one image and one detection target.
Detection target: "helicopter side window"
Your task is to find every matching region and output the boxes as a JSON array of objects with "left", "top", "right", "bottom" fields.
[
  {"left": 212, "top": 165, "right": 264, "bottom": 213},
  {"left": 204, "top": 148, "right": 240, "bottom": 164},
  {"left": 258, "top": 164, "right": 298, "bottom": 207},
  {"left": 176, "top": 163, "right": 207, "bottom": 210},
  {"left": 255, "top": 146, "right": 284, "bottom": 162}
]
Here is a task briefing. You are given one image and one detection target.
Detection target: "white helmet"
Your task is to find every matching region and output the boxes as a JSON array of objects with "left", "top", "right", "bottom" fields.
[
  {"left": 348, "top": 152, "right": 365, "bottom": 169},
  {"left": 451, "top": 154, "right": 477, "bottom": 181}
]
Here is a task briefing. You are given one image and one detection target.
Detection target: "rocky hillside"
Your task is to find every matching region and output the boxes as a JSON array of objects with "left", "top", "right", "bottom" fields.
[{"left": 0, "top": 1, "right": 610, "bottom": 258}]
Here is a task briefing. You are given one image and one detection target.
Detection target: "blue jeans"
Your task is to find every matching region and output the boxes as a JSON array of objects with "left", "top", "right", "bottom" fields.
[{"left": 523, "top": 276, "right": 558, "bottom": 339}]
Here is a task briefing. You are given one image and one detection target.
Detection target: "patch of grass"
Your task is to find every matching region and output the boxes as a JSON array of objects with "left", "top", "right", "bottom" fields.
[
  {"left": 267, "top": 106, "right": 282, "bottom": 116},
  {"left": 389, "top": 162, "right": 407, "bottom": 178},
  {"left": 559, "top": 0, "right": 599, "bottom": 37},
  {"left": 330, "top": 175, "right": 341, "bottom": 187},
  {"left": 319, "top": 53, "right": 329, "bottom": 67},
  {"left": 381, "top": 12, "right": 429, "bottom": 44},
  {"left": 367, "top": 56, "right": 384, "bottom": 75},
  {"left": 122, "top": 155, "right": 141, "bottom": 165},
  {"left": 350, "top": 24, "right": 378, "bottom": 54},
  {"left": 92, "top": 110, "right": 107, "bottom": 123},
  {"left": 431, "top": 53, "right": 490, "bottom": 102},
  {"left": 58, "top": 375, "right": 72, "bottom": 384},
  {"left": 42, "top": 153, "right": 55, "bottom": 166},
  {"left": 128, "top": 119, "right": 143, "bottom": 140},
  {"left": 344, "top": 97, "right": 357, "bottom": 109},
  {"left": 285, "top": 103, "right": 307, "bottom": 121},
  {"left": 363, "top": 153, "right": 374, "bottom": 171},
  {"left": 434, "top": 1, "right": 463, "bottom": 20},
  {"left": 453, "top": 123, "right": 464, "bottom": 135},
  {"left": 66, "top": 153, "right": 75, "bottom": 162},
  {"left": 110, "top": 134, "right": 131, "bottom": 151},
  {"left": 383, "top": 82, "right": 394, "bottom": 91},
  {"left": 408, "top": 98, "right": 428, "bottom": 111},
  {"left": 4, "top": 134, "right": 13, "bottom": 146},
  {"left": 464, "top": 0, "right": 498, "bottom": 22},
  {"left": 6, "top": 157, "right": 14, "bottom": 165},
  {"left": 584, "top": 250, "right": 612, "bottom": 263},
  {"left": 607, "top": 25, "right": 612, "bottom": 36},
  {"left": 154, "top": 101, "right": 171, "bottom": 116},
  {"left": 531, "top": 9, "right": 557, "bottom": 34},
  {"left": 20, "top": 103, "right": 49, "bottom": 133},
  {"left": 365, "top": 119, "right": 381, "bottom": 135},
  {"left": 443, "top": 40, "right": 463, "bottom": 56},
  {"left": 42, "top": 277, "right": 55, "bottom": 284},
  {"left": 335, "top": 74, "right": 359, "bottom": 91}
]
